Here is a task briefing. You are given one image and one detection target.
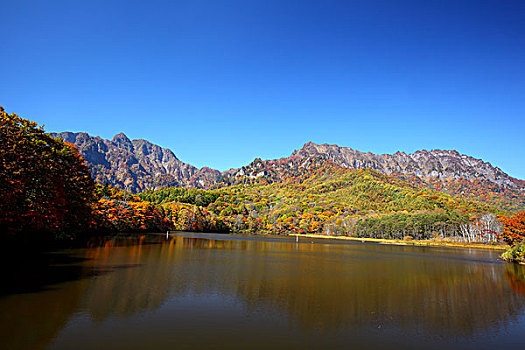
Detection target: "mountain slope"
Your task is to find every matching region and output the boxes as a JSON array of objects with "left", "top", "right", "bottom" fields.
[
  {"left": 223, "top": 142, "right": 525, "bottom": 211},
  {"left": 293, "top": 142, "right": 522, "bottom": 189},
  {"left": 51, "top": 132, "right": 524, "bottom": 211},
  {"left": 50, "top": 132, "right": 220, "bottom": 192},
  {"left": 140, "top": 164, "right": 495, "bottom": 239}
]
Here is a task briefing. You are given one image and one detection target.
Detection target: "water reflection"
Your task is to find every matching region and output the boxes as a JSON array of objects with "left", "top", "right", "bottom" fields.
[
  {"left": 0, "top": 268, "right": 89, "bottom": 350},
  {"left": 187, "top": 237, "right": 525, "bottom": 335},
  {"left": 78, "top": 236, "right": 525, "bottom": 335},
  {"left": 506, "top": 264, "right": 525, "bottom": 296},
  {"left": 1, "top": 234, "right": 525, "bottom": 350}
]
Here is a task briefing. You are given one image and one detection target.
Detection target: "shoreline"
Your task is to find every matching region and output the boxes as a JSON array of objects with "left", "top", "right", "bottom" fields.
[
  {"left": 164, "top": 231, "right": 508, "bottom": 251},
  {"left": 294, "top": 234, "right": 508, "bottom": 251}
]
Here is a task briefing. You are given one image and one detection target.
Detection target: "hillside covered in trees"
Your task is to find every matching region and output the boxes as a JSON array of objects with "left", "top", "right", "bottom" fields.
[{"left": 139, "top": 164, "right": 503, "bottom": 242}]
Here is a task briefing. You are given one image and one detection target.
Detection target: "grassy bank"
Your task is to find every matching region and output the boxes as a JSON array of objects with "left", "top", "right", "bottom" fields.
[{"left": 294, "top": 234, "right": 507, "bottom": 251}]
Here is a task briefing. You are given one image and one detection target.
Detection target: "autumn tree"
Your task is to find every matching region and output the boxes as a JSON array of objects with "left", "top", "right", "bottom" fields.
[
  {"left": 0, "top": 106, "right": 96, "bottom": 240},
  {"left": 500, "top": 211, "right": 525, "bottom": 246}
]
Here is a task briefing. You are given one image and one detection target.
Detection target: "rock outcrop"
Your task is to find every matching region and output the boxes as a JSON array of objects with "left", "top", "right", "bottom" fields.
[{"left": 50, "top": 132, "right": 220, "bottom": 192}]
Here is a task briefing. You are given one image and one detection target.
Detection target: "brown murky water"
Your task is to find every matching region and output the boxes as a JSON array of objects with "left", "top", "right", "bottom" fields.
[{"left": 2, "top": 233, "right": 525, "bottom": 349}]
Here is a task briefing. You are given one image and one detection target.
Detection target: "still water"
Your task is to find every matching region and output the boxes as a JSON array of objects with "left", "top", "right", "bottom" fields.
[{"left": 2, "top": 233, "right": 525, "bottom": 350}]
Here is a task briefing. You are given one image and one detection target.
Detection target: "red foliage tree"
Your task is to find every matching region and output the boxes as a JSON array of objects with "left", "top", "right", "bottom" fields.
[{"left": 0, "top": 106, "right": 96, "bottom": 239}]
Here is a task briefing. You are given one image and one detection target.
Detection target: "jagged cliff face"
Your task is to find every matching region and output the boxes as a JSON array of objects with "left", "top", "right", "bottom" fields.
[
  {"left": 291, "top": 142, "right": 523, "bottom": 189},
  {"left": 219, "top": 155, "right": 329, "bottom": 186},
  {"left": 51, "top": 132, "right": 523, "bottom": 198},
  {"left": 50, "top": 132, "right": 220, "bottom": 192}
]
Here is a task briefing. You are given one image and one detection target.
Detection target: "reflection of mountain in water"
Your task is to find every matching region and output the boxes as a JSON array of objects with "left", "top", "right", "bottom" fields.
[{"left": 79, "top": 236, "right": 525, "bottom": 337}]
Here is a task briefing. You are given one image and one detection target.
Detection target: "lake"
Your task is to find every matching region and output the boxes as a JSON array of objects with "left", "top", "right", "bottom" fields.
[{"left": 2, "top": 233, "right": 525, "bottom": 349}]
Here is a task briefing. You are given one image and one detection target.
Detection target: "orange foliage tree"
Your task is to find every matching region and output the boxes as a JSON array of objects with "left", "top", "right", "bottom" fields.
[
  {"left": 91, "top": 197, "right": 172, "bottom": 232},
  {"left": 500, "top": 211, "right": 525, "bottom": 246}
]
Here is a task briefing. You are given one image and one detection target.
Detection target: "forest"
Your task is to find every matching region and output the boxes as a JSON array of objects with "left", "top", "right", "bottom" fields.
[
  {"left": 138, "top": 172, "right": 503, "bottom": 243},
  {"left": 1, "top": 107, "right": 524, "bottom": 258}
]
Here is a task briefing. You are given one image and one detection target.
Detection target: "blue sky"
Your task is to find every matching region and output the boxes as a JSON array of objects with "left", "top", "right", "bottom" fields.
[{"left": 2, "top": 1, "right": 524, "bottom": 178}]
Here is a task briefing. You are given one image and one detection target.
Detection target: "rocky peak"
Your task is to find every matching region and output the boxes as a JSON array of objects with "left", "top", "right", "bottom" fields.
[
  {"left": 51, "top": 131, "right": 220, "bottom": 192},
  {"left": 111, "top": 132, "right": 133, "bottom": 151},
  {"left": 288, "top": 142, "right": 522, "bottom": 189}
]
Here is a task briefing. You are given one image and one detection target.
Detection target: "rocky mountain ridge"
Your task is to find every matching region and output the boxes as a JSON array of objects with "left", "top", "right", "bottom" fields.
[
  {"left": 291, "top": 142, "right": 522, "bottom": 189},
  {"left": 51, "top": 132, "right": 524, "bottom": 198},
  {"left": 50, "top": 132, "right": 220, "bottom": 192}
]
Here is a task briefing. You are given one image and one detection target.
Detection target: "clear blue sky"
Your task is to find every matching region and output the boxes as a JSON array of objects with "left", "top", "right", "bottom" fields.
[{"left": 2, "top": 1, "right": 524, "bottom": 178}]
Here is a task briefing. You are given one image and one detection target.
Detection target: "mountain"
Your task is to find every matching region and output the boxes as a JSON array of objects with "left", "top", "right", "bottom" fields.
[
  {"left": 50, "top": 132, "right": 220, "bottom": 192},
  {"left": 224, "top": 142, "right": 525, "bottom": 211},
  {"left": 51, "top": 132, "right": 524, "bottom": 210},
  {"left": 292, "top": 142, "right": 523, "bottom": 189}
]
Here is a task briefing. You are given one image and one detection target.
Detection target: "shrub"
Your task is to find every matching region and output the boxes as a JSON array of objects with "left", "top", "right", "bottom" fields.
[{"left": 501, "top": 244, "right": 525, "bottom": 264}]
